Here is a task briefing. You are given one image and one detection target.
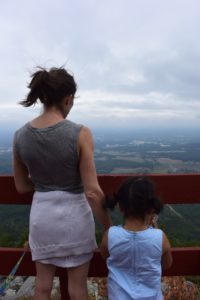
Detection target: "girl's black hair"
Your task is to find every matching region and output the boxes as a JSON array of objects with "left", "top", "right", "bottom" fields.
[
  {"left": 20, "top": 67, "right": 77, "bottom": 107},
  {"left": 105, "top": 177, "right": 163, "bottom": 219}
]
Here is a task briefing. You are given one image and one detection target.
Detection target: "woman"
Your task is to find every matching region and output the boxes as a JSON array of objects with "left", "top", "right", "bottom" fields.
[{"left": 13, "top": 67, "right": 111, "bottom": 300}]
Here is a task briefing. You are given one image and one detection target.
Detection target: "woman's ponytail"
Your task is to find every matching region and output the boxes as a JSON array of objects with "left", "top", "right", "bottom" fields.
[
  {"left": 19, "top": 69, "right": 50, "bottom": 107},
  {"left": 19, "top": 66, "right": 77, "bottom": 107}
]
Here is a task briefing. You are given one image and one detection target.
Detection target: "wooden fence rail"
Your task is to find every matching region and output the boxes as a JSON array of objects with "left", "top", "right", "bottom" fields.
[{"left": 0, "top": 174, "right": 200, "bottom": 299}]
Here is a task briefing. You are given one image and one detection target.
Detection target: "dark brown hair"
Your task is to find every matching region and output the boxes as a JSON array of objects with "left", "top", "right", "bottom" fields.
[
  {"left": 105, "top": 177, "right": 163, "bottom": 220},
  {"left": 20, "top": 67, "right": 77, "bottom": 107}
]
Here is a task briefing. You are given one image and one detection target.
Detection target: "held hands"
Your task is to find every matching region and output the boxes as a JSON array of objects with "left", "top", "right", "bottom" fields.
[{"left": 85, "top": 191, "right": 112, "bottom": 231}]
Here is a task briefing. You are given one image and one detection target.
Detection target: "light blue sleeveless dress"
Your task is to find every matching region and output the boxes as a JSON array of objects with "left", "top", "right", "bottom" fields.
[{"left": 107, "top": 226, "right": 163, "bottom": 300}]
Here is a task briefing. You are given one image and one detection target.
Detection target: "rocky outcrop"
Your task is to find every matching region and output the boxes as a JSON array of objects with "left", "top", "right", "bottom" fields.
[
  {"left": 162, "top": 276, "right": 198, "bottom": 300},
  {"left": 88, "top": 276, "right": 199, "bottom": 300},
  {"left": 1, "top": 276, "right": 199, "bottom": 299}
]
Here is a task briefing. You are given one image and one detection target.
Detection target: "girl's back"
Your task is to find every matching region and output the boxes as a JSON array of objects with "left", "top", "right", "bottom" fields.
[{"left": 107, "top": 225, "right": 163, "bottom": 300}]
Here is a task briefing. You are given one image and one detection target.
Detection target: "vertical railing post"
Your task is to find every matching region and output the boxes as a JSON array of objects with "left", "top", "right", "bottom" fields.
[{"left": 59, "top": 269, "right": 70, "bottom": 300}]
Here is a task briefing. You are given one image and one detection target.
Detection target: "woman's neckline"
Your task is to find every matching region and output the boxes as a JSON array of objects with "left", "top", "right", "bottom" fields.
[{"left": 27, "top": 119, "right": 66, "bottom": 130}]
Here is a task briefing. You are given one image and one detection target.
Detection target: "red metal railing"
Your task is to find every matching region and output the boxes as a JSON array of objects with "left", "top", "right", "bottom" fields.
[{"left": 0, "top": 174, "right": 200, "bottom": 299}]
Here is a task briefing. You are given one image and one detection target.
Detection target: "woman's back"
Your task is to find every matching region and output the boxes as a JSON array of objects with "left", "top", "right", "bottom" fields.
[
  {"left": 107, "top": 225, "right": 163, "bottom": 300},
  {"left": 14, "top": 119, "right": 83, "bottom": 193}
]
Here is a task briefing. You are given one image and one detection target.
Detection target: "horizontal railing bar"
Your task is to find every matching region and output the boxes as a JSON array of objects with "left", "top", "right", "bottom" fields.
[
  {"left": 1, "top": 174, "right": 200, "bottom": 299},
  {"left": 1, "top": 174, "right": 200, "bottom": 204},
  {"left": 0, "top": 247, "right": 200, "bottom": 276},
  {"left": 98, "top": 174, "right": 200, "bottom": 204}
]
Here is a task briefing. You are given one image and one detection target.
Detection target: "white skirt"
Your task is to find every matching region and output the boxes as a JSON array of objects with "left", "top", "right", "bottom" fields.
[{"left": 29, "top": 191, "right": 97, "bottom": 267}]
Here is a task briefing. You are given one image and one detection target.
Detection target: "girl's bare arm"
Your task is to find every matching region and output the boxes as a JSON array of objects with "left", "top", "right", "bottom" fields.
[
  {"left": 162, "top": 232, "right": 173, "bottom": 270},
  {"left": 100, "top": 230, "right": 109, "bottom": 259}
]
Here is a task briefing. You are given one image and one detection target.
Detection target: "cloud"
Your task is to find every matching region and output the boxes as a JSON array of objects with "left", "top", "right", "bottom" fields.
[
  {"left": 69, "top": 90, "right": 200, "bottom": 129},
  {"left": 0, "top": 0, "right": 200, "bottom": 129}
]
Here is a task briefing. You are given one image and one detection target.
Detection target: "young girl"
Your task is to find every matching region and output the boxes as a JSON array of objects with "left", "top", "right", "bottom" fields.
[{"left": 100, "top": 177, "right": 172, "bottom": 300}]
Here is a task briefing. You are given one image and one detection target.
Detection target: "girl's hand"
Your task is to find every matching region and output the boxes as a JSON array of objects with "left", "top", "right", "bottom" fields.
[{"left": 150, "top": 214, "right": 158, "bottom": 228}]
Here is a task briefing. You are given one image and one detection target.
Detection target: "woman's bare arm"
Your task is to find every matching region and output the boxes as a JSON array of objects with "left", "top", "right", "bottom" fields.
[
  {"left": 13, "top": 145, "right": 34, "bottom": 194},
  {"left": 78, "top": 127, "right": 111, "bottom": 230}
]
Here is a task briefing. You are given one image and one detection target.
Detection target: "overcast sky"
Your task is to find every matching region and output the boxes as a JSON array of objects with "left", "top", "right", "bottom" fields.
[{"left": 0, "top": 0, "right": 200, "bottom": 131}]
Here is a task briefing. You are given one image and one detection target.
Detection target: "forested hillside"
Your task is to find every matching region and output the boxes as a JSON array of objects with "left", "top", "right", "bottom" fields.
[{"left": 1, "top": 129, "right": 200, "bottom": 247}]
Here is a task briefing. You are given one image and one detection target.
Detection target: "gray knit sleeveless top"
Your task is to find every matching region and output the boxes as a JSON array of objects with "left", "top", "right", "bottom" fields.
[{"left": 14, "top": 119, "right": 84, "bottom": 193}]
